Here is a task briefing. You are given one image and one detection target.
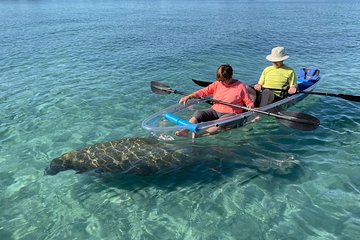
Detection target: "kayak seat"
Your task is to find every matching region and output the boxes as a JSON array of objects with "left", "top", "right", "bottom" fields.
[
  {"left": 297, "top": 68, "right": 320, "bottom": 83},
  {"left": 297, "top": 68, "right": 320, "bottom": 91}
]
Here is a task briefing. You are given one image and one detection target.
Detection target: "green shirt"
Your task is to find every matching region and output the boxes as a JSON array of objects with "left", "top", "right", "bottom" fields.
[{"left": 258, "top": 65, "right": 296, "bottom": 97}]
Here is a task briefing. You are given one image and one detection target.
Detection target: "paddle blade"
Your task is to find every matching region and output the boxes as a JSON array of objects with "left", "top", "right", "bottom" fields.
[
  {"left": 192, "top": 79, "right": 212, "bottom": 87},
  {"left": 338, "top": 94, "right": 360, "bottom": 102},
  {"left": 277, "top": 112, "right": 320, "bottom": 131},
  {"left": 150, "top": 81, "right": 173, "bottom": 95}
]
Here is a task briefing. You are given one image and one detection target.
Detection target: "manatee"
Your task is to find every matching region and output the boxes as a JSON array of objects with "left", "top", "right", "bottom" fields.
[
  {"left": 45, "top": 137, "right": 192, "bottom": 175},
  {"left": 45, "top": 137, "right": 300, "bottom": 176}
]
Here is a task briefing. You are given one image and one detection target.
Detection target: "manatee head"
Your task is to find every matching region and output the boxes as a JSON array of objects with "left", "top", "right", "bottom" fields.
[
  {"left": 44, "top": 137, "right": 186, "bottom": 176},
  {"left": 44, "top": 152, "right": 79, "bottom": 175}
]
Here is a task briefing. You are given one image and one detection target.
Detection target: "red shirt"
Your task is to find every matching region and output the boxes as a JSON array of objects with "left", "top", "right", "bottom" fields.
[{"left": 191, "top": 80, "right": 254, "bottom": 114}]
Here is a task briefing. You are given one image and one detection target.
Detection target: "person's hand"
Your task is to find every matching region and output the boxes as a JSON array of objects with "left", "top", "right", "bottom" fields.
[
  {"left": 288, "top": 86, "right": 297, "bottom": 95},
  {"left": 179, "top": 95, "right": 192, "bottom": 105},
  {"left": 254, "top": 84, "right": 262, "bottom": 91},
  {"left": 246, "top": 103, "right": 254, "bottom": 109}
]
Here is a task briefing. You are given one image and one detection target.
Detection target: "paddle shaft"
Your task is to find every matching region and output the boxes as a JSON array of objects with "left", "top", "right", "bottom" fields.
[
  {"left": 265, "top": 87, "right": 333, "bottom": 96},
  {"left": 265, "top": 87, "right": 360, "bottom": 102},
  {"left": 174, "top": 90, "right": 314, "bottom": 124},
  {"left": 192, "top": 79, "right": 360, "bottom": 102}
]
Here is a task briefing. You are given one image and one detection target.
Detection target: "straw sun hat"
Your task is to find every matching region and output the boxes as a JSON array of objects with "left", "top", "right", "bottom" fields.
[{"left": 266, "top": 46, "right": 289, "bottom": 62}]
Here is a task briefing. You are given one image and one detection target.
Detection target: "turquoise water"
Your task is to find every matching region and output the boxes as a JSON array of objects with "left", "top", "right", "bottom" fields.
[{"left": 1, "top": 0, "right": 360, "bottom": 239}]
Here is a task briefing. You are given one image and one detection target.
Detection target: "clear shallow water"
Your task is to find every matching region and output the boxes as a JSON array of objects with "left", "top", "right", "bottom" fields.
[{"left": 1, "top": 0, "right": 360, "bottom": 239}]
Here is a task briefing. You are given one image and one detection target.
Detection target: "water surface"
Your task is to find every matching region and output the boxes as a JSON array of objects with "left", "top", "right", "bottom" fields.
[{"left": 1, "top": 0, "right": 359, "bottom": 239}]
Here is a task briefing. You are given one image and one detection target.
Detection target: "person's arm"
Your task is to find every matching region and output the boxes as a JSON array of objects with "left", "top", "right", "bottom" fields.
[
  {"left": 192, "top": 82, "right": 215, "bottom": 98},
  {"left": 254, "top": 70, "right": 266, "bottom": 91},
  {"left": 179, "top": 82, "right": 216, "bottom": 105},
  {"left": 242, "top": 85, "right": 254, "bottom": 108},
  {"left": 288, "top": 71, "right": 297, "bottom": 94}
]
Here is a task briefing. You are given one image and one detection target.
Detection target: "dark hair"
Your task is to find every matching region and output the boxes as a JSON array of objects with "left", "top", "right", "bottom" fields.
[{"left": 216, "top": 64, "right": 233, "bottom": 81}]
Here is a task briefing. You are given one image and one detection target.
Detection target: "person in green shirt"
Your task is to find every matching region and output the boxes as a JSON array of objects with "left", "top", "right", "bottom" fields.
[{"left": 254, "top": 46, "right": 297, "bottom": 107}]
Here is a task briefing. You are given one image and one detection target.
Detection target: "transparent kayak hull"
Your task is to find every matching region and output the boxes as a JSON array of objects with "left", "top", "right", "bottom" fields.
[{"left": 142, "top": 71, "right": 321, "bottom": 136}]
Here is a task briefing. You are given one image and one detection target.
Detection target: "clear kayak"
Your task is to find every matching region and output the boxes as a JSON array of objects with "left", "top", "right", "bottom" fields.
[{"left": 142, "top": 68, "right": 321, "bottom": 137}]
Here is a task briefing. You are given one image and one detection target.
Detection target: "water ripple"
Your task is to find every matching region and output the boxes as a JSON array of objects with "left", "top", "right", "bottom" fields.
[{"left": 1, "top": 1, "right": 360, "bottom": 239}]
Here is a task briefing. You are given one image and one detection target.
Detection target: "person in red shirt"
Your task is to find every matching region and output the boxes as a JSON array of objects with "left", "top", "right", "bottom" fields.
[{"left": 176, "top": 64, "right": 254, "bottom": 137}]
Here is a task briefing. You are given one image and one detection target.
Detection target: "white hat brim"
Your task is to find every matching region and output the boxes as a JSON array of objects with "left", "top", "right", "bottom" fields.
[{"left": 266, "top": 55, "right": 289, "bottom": 62}]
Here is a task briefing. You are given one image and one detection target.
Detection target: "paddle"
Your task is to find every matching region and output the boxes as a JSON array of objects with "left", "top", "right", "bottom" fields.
[
  {"left": 265, "top": 87, "right": 360, "bottom": 102},
  {"left": 192, "top": 79, "right": 360, "bottom": 102},
  {"left": 151, "top": 81, "right": 320, "bottom": 131}
]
